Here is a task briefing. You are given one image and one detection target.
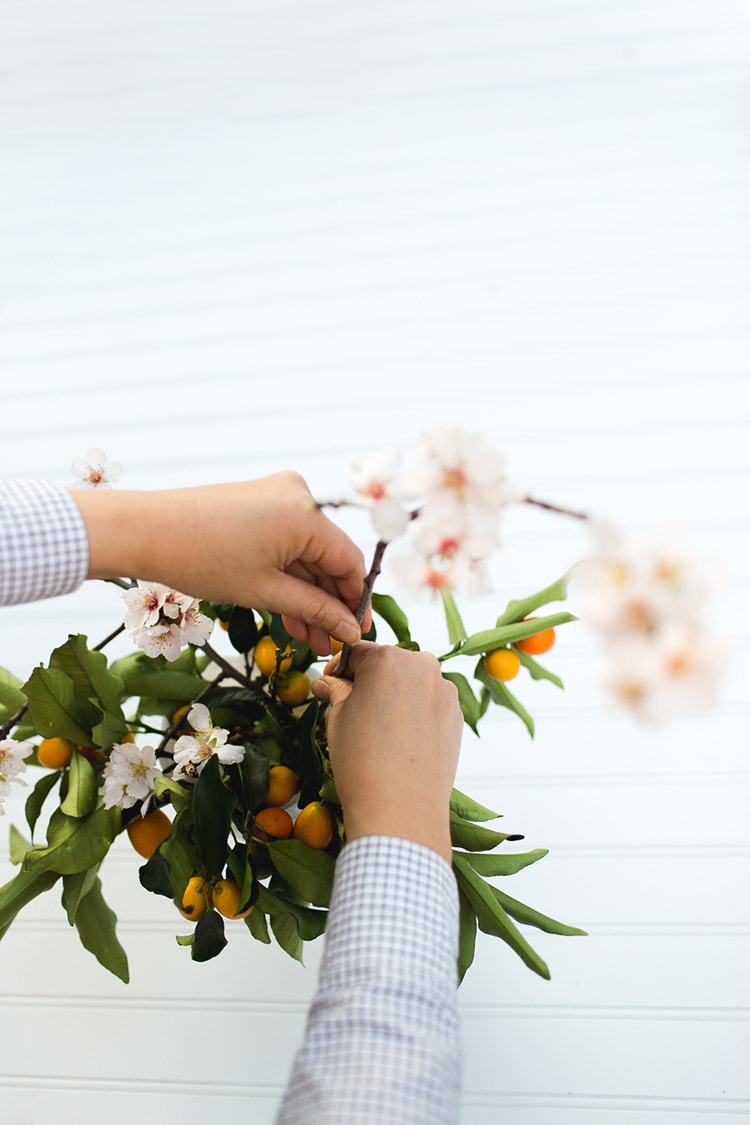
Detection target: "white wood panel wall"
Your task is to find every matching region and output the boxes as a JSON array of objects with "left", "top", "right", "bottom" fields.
[{"left": 1, "top": 2, "right": 748, "bottom": 1122}]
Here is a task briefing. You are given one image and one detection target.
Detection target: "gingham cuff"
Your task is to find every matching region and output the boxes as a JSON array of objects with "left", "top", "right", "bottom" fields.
[
  {"left": 0, "top": 479, "right": 89, "bottom": 605},
  {"left": 277, "top": 835, "right": 461, "bottom": 1125}
]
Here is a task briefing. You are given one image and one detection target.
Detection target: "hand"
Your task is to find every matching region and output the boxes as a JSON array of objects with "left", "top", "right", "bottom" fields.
[
  {"left": 312, "top": 642, "right": 463, "bottom": 864},
  {"left": 72, "top": 472, "right": 369, "bottom": 654}
]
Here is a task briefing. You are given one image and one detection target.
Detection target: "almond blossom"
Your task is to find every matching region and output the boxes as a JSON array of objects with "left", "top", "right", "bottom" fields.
[
  {"left": 123, "top": 582, "right": 213, "bottom": 662},
  {"left": 101, "top": 741, "right": 161, "bottom": 813},
  {"left": 172, "top": 703, "right": 245, "bottom": 780},
  {"left": 0, "top": 737, "right": 32, "bottom": 816},
  {"left": 350, "top": 447, "right": 411, "bottom": 541},
  {"left": 70, "top": 447, "right": 123, "bottom": 489}
]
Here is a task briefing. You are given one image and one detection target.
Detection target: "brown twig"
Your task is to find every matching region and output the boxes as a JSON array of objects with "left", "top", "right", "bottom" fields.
[
  {"left": 333, "top": 539, "right": 388, "bottom": 679},
  {"left": 521, "top": 495, "right": 591, "bottom": 522}
]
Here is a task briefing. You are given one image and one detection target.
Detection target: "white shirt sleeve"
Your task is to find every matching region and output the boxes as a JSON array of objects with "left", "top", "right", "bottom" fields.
[
  {"left": 0, "top": 479, "right": 89, "bottom": 605},
  {"left": 276, "top": 835, "right": 462, "bottom": 1125}
]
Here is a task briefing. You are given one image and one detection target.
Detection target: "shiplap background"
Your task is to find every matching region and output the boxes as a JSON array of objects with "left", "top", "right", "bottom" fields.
[{"left": 1, "top": 1, "right": 749, "bottom": 1122}]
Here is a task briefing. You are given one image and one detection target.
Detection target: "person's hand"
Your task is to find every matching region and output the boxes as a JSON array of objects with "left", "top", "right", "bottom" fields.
[
  {"left": 72, "top": 472, "right": 369, "bottom": 654},
  {"left": 312, "top": 642, "right": 463, "bottom": 864}
]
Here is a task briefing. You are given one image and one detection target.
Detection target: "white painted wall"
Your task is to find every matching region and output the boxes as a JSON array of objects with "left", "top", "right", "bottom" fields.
[{"left": 1, "top": 2, "right": 748, "bottom": 1121}]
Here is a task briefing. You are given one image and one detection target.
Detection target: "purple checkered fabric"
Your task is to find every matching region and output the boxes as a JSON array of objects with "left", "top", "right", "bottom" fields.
[
  {"left": 0, "top": 479, "right": 89, "bottom": 605},
  {"left": 277, "top": 835, "right": 461, "bottom": 1125}
]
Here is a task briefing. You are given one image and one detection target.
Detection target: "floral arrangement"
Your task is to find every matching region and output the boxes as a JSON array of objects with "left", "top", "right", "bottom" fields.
[{"left": 0, "top": 435, "right": 722, "bottom": 984}]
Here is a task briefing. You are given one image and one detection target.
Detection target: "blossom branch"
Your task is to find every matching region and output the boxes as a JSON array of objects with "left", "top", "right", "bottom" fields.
[
  {"left": 521, "top": 495, "right": 591, "bottom": 522},
  {"left": 334, "top": 539, "right": 388, "bottom": 679}
]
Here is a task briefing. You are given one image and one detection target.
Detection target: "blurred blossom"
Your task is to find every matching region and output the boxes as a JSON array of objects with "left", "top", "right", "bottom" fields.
[
  {"left": 70, "top": 447, "right": 123, "bottom": 489},
  {"left": 351, "top": 448, "right": 411, "bottom": 542}
]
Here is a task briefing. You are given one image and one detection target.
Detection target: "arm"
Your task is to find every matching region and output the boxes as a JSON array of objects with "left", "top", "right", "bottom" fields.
[
  {"left": 277, "top": 644, "right": 464, "bottom": 1125},
  {"left": 1, "top": 473, "right": 368, "bottom": 651}
]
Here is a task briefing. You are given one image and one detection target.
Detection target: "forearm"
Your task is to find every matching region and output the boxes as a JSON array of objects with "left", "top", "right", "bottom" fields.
[{"left": 276, "top": 836, "right": 462, "bottom": 1125}]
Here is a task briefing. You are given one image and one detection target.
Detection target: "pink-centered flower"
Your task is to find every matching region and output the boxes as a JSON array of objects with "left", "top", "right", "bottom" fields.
[
  {"left": 123, "top": 582, "right": 213, "bottom": 662},
  {"left": 0, "top": 738, "right": 33, "bottom": 816},
  {"left": 350, "top": 448, "right": 411, "bottom": 542},
  {"left": 172, "top": 703, "right": 245, "bottom": 780},
  {"left": 101, "top": 742, "right": 161, "bottom": 813},
  {"left": 70, "top": 447, "right": 123, "bottom": 489}
]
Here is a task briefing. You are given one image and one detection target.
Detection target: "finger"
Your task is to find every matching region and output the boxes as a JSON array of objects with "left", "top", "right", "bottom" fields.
[
  {"left": 311, "top": 673, "right": 354, "bottom": 708},
  {"left": 271, "top": 574, "right": 361, "bottom": 645}
]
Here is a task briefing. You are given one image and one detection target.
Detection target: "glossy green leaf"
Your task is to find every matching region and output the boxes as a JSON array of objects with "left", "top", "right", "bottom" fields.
[
  {"left": 440, "top": 588, "right": 468, "bottom": 646},
  {"left": 193, "top": 755, "right": 236, "bottom": 882},
  {"left": 126, "top": 671, "right": 207, "bottom": 701},
  {"left": 450, "top": 813, "right": 513, "bottom": 852},
  {"left": 495, "top": 574, "right": 570, "bottom": 626},
  {"left": 464, "top": 848, "right": 548, "bottom": 877},
  {"left": 245, "top": 905, "right": 271, "bottom": 944},
  {"left": 0, "top": 667, "right": 26, "bottom": 721},
  {"left": 456, "top": 611, "right": 577, "bottom": 658},
  {"left": 9, "top": 824, "right": 30, "bottom": 865},
  {"left": 157, "top": 807, "right": 198, "bottom": 902},
  {"left": 228, "top": 606, "right": 259, "bottom": 654},
  {"left": 0, "top": 867, "right": 60, "bottom": 933},
  {"left": 268, "top": 839, "right": 335, "bottom": 907},
  {"left": 138, "top": 845, "right": 174, "bottom": 899},
  {"left": 490, "top": 886, "right": 588, "bottom": 937},
  {"left": 22, "top": 805, "right": 120, "bottom": 876},
  {"left": 23, "top": 666, "right": 98, "bottom": 747},
  {"left": 237, "top": 742, "right": 271, "bottom": 815},
  {"left": 192, "top": 909, "right": 227, "bottom": 962},
  {"left": 371, "top": 592, "right": 412, "bottom": 644},
  {"left": 62, "top": 865, "right": 101, "bottom": 924},
  {"left": 453, "top": 853, "right": 550, "bottom": 979},
  {"left": 457, "top": 885, "right": 477, "bottom": 984},
  {"left": 254, "top": 884, "right": 328, "bottom": 942},
  {"left": 514, "top": 649, "right": 564, "bottom": 689},
  {"left": 449, "top": 788, "right": 501, "bottom": 823},
  {"left": 270, "top": 912, "right": 305, "bottom": 963},
  {"left": 60, "top": 751, "right": 98, "bottom": 819},
  {"left": 153, "top": 775, "right": 190, "bottom": 812},
  {"left": 475, "top": 662, "right": 535, "bottom": 738},
  {"left": 49, "top": 635, "right": 125, "bottom": 716},
  {"left": 442, "top": 672, "right": 481, "bottom": 735},
  {"left": 25, "top": 770, "right": 61, "bottom": 837}
]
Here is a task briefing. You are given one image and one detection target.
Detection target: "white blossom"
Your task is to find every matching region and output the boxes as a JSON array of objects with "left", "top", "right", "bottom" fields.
[
  {"left": 123, "top": 582, "right": 213, "bottom": 662},
  {"left": 101, "top": 742, "right": 161, "bottom": 813},
  {"left": 401, "top": 426, "right": 507, "bottom": 512},
  {"left": 0, "top": 738, "right": 33, "bottom": 816},
  {"left": 172, "top": 703, "right": 245, "bottom": 780},
  {"left": 70, "top": 447, "right": 123, "bottom": 489},
  {"left": 350, "top": 448, "right": 411, "bottom": 542}
]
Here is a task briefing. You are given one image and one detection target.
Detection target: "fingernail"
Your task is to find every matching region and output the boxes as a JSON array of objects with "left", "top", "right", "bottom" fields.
[{"left": 336, "top": 620, "right": 360, "bottom": 646}]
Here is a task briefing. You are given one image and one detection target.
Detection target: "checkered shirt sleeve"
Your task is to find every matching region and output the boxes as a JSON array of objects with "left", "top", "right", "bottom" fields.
[
  {"left": 0, "top": 480, "right": 89, "bottom": 605},
  {"left": 276, "top": 835, "right": 461, "bottom": 1125}
]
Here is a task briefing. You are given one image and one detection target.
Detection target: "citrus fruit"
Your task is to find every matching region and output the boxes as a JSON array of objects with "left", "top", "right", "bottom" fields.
[
  {"left": 516, "top": 620, "right": 556, "bottom": 656},
  {"left": 212, "top": 877, "right": 253, "bottom": 919},
  {"left": 178, "top": 875, "right": 210, "bottom": 922},
  {"left": 253, "top": 806, "right": 294, "bottom": 841},
  {"left": 126, "top": 808, "right": 172, "bottom": 858},
  {"left": 483, "top": 648, "right": 521, "bottom": 682},
  {"left": 255, "top": 636, "right": 293, "bottom": 677},
  {"left": 119, "top": 731, "right": 136, "bottom": 744},
  {"left": 277, "top": 671, "right": 311, "bottom": 706},
  {"left": 329, "top": 636, "right": 344, "bottom": 655},
  {"left": 218, "top": 618, "right": 230, "bottom": 631},
  {"left": 293, "top": 802, "right": 334, "bottom": 850},
  {"left": 36, "top": 737, "right": 73, "bottom": 770},
  {"left": 264, "top": 765, "right": 301, "bottom": 808}
]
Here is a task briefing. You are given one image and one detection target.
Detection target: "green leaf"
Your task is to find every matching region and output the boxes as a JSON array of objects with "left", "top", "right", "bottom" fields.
[
  {"left": 456, "top": 611, "right": 577, "bottom": 658},
  {"left": 25, "top": 770, "right": 62, "bottom": 836},
  {"left": 440, "top": 588, "right": 468, "bottom": 646},
  {"left": 297, "top": 700, "right": 324, "bottom": 809},
  {"left": 0, "top": 668, "right": 26, "bottom": 721},
  {"left": 50, "top": 634, "right": 125, "bottom": 714},
  {"left": 489, "top": 886, "right": 588, "bottom": 937},
  {"left": 270, "top": 912, "right": 305, "bottom": 963},
  {"left": 237, "top": 742, "right": 270, "bottom": 815},
  {"left": 450, "top": 813, "right": 513, "bottom": 852},
  {"left": 228, "top": 607, "right": 260, "bottom": 654},
  {"left": 495, "top": 574, "right": 570, "bottom": 626},
  {"left": 453, "top": 853, "right": 550, "bottom": 979},
  {"left": 61, "top": 865, "right": 101, "bottom": 924},
  {"left": 267, "top": 839, "right": 335, "bottom": 907},
  {"left": 226, "top": 843, "right": 258, "bottom": 914},
  {"left": 464, "top": 849, "right": 548, "bottom": 877},
  {"left": 514, "top": 649, "right": 564, "bottom": 690},
  {"left": 153, "top": 775, "right": 190, "bottom": 813},
  {"left": 138, "top": 846, "right": 175, "bottom": 899},
  {"left": 457, "top": 886, "right": 477, "bottom": 984},
  {"left": 245, "top": 905, "right": 271, "bottom": 944},
  {"left": 371, "top": 592, "right": 412, "bottom": 644},
  {"left": 23, "top": 666, "right": 98, "bottom": 747},
  {"left": 60, "top": 751, "right": 98, "bottom": 819},
  {"left": 0, "top": 867, "right": 60, "bottom": 933},
  {"left": 449, "top": 788, "right": 501, "bottom": 823},
  {"left": 126, "top": 671, "right": 207, "bottom": 701},
  {"left": 157, "top": 807, "right": 198, "bottom": 902},
  {"left": 442, "top": 673, "right": 481, "bottom": 735},
  {"left": 22, "top": 805, "right": 120, "bottom": 876},
  {"left": 475, "top": 661, "right": 535, "bottom": 738},
  {"left": 192, "top": 909, "right": 227, "bottom": 962},
  {"left": 193, "top": 755, "right": 236, "bottom": 881},
  {"left": 9, "top": 824, "right": 30, "bottom": 865},
  {"left": 255, "top": 884, "right": 328, "bottom": 941},
  {"left": 69, "top": 875, "right": 129, "bottom": 981}
]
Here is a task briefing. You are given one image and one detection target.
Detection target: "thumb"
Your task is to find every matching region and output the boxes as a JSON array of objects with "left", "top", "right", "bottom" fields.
[{"left": 311, "top": 674, "right": 354, "bottom": 709}]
